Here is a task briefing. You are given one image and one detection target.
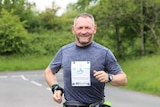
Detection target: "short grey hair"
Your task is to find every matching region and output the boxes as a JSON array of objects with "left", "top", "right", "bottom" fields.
[{"left": 73, "top": 13, "right": 95, "bottom": 26}]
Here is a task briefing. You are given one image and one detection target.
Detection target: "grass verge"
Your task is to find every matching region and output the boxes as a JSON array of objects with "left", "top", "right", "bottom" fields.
[
  {"left": 120, "top": 55, "right": 160, "bottom": 96},
  {"left": 0, "top": 55, "right": 53, "bottom": 71},
  {"left": 0, "top": 54, "right": 160, "bottom": 96}
]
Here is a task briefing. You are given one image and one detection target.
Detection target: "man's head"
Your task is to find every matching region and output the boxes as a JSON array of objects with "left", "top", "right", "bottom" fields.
[{"left": 72, "top": 13, "right": 97, "bottom": 46}]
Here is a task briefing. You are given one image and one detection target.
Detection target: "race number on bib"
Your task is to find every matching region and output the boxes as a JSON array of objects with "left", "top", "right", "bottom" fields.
[{"left": 71, "top": 61, "right": 91, "bottom": 86}]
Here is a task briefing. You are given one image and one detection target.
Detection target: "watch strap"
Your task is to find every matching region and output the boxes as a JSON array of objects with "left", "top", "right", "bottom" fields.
[
  {"left": 51, "top": 84, "right": 64, "bottom": 94},
  {"left": 108, "top": 74, "right": 113, "bottom": 82}
]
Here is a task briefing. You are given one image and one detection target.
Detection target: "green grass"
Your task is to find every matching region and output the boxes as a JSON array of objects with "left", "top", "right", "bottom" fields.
[
  {"left": 0, "top": 54, "right": 160, "bottom": 96},
  {"left": 120, "top": 55, "right": 160, "bottom": 96},
  {"left": 0, "top": 55, "right": 53, "bottom": 71}
]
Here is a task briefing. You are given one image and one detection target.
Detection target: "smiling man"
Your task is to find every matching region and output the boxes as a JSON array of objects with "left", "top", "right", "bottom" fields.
[
  {"left": 72, "top": 14, "right": 96, "bottom": 46},
  {"left": 44, "top": 13, "right": 127, "bottom": 107}
]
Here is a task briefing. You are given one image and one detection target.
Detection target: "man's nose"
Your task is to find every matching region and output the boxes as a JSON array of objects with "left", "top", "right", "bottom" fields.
[{"left": 81, "top": 28, "right": 87, "bottom": 34}]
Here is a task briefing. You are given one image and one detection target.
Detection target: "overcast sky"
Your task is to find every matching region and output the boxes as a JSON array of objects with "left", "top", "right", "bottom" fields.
[{"left": 28, "top": 0, "right": 77, "bottom": 15}]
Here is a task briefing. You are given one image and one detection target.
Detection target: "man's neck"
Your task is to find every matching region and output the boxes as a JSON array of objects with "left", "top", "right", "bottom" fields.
[{"left": 75, "top": 42, "right": 93, "bottom": 48}]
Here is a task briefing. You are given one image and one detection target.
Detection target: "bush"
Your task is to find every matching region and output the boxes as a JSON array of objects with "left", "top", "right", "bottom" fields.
[
  {"left": 0, "top": 9, "right": 29, "bottom": 55},
  {"left": 26, "top": 30, "right": 74, "bottom": 56}
]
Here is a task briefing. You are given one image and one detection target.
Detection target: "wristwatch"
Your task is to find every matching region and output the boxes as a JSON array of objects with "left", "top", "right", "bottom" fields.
[
  {"left": 51, "top": 84, "right": 64, "bottom": 94},
  {"left": 108, "top": 74, "right": 113, "bottom": 82}
]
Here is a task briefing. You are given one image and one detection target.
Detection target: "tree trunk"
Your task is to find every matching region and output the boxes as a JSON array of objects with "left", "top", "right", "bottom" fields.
[
  {"left": 115, "top": 23, "right": 123, "bottom": 59},
  {"left": 140, "top": 24, "right": 145, "bottom": 56},
  {"left": 140, "top": 1, "right": 145, "bottom": 56},
  {"left": 150, "top": 26, "right": 160, "bottom": 48}
]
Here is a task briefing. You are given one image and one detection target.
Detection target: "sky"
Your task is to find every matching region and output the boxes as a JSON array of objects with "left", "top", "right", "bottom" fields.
[{"left": 28, "top": 0, "right": 77, "bottom": 15}]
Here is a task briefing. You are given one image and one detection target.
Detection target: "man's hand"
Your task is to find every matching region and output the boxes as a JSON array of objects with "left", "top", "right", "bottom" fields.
[
  {"left": 53, "top": 90, "right": 63, "bottom": 103},
  {"left": 93, "top": 70, "right": 108, "bottom": 82},
  {"left": 94, "top": 70, "right": 127, "bottom": 86}
]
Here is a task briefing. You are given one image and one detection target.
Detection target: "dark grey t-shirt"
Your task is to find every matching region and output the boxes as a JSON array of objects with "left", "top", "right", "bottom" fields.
[{"left": 49, "top": 42, "right": 122, "bottom": 104}]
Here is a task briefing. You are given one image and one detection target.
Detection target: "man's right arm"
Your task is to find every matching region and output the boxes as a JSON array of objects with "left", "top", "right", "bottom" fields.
[
  {"left": 44, "top": 66, "right": 58, "bottom": 88},
  {"left": 44, "top": 66, "right": 63, "bottom": 103}
]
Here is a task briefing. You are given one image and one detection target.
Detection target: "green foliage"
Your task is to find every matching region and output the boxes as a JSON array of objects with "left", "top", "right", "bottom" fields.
[
  {"left": 121, "top": 55, "right": 160, "bottom": 95},
  {"left": 0, "top": 0, "right": 160, "bottom": 58},
  {"left": 0, "top": 0, "right": 37, "bottom": 32},
  {"left": 0, "top": 9, "right": 29, "bottom": 55},
  {"left": 38, "top": 2, "right": 61, "bottom": 31},
  {"left": 0, "top": 55, "right": 53, "bottom": 71},
  {"left": 86, "top": 0, "right": 160, "bottom": 58},
  {"left": 74, "top": 0, "right": 97, "bottom": 12},
  {"left": 26, "top": 30, "right": 74, "bottom": 56},
  {"left": 39, "top": 11, "right": 61, "bottom": 31}
]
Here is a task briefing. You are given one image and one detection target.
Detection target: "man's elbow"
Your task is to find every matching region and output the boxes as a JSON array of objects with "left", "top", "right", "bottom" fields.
[
  {"left": 111, "top": 73, "right": 127, "bottom": 86},
  {"left": 122, "top": 74, "right": 127, "bottom": 86},
  {"left": 44, "top": 67, "right": 49, "bottom": 75},
  {"left": 44, "top": 66, "right": 53, "bottom": 77}
]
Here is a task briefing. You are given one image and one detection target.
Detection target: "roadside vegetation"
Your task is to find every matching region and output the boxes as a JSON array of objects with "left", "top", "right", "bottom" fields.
[
  {"left": 0, "top": 54, "right": 160, "bottom": 96},
  {"left": 0, "top": 0, "right": 160, "bottom": 96},
  {"left": 120, "top": 55, "right": 160, "bottom": 96}
]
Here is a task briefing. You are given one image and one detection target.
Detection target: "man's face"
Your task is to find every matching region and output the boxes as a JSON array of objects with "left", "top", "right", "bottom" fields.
[{"left": 72, "top": 17, "right": 97, "bottom": 46}]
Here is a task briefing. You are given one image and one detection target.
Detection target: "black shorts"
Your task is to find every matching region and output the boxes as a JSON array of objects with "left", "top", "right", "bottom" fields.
[{"left": 63, "top": 101, "right": 111, "bottom": 107}]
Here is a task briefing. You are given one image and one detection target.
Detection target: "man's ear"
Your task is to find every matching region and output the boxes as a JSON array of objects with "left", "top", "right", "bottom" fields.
[
  {"left": 94, "top": 24, "right": 97, "bottom": 34},
  {"left": 72, "top": 25, "right": 75, "bottom": 34}
]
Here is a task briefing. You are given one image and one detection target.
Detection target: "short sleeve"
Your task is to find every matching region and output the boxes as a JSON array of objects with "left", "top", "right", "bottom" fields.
[
  {"left": 49, "top": 48, "right": 62, "bottom": 73},
  {"left": 105, "top": 49, "right": 122, "bottom": 74}
]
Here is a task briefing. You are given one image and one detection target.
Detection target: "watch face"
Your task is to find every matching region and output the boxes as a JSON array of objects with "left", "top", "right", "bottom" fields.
[
  {"left": 110, "top": 75, "right": 113, "bottom": 80},
  {"left": 109, "top": 74, "right": 113, "bottom": 82}
]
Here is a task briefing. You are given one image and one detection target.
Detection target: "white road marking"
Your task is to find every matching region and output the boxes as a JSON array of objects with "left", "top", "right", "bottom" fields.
[
  {"left": 30, "top": 81, "right": 42, "bottom": 87},
  {"left": 0, "top": 73, "right": 50, "bottom": 90},
  {"left": 11, "top": 75, "right": 21, "bottom": 78},
  {"left": 20, "top": 75, "right": 28, "bottom": 81},
  {"left": 0, "top": 76, "right": 8, "bottom": 78},
  {"left": 46, "top": 87, "right": 51, "bottom": 91}
]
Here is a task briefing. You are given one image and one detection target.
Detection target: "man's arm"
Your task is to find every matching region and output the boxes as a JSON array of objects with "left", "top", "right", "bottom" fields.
[
  {"left": 110, "top": 72, "right": 127, "bottom": 86},
  {"left": 94, "top": 70, "right": 127, "bottom": 86},
  {"left": 44, "top": 66, "right": 58, "bottom": 87},
  {"left": 44, "top": 66, "right": 63, "bottom": 103}
]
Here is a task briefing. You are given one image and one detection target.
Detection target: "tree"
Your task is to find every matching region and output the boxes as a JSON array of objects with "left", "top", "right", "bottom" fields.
[
  {"left": 132, "top": 0, "right": 160, "bottom": 55},
  {"left": 89, "top": 0, "right": 160, "bottom": 57},
  {"left": 0, "top": 0, "right": 40, "bottom": 33},
  {"left": 0, "top": 9, "right": 29, "bottom": 55},
  {"left": 88, "top": 0, "right": 136, "bottom": 58},
  {"left": 38, "top": 1, "right": 61, "bottom": 30},
  {"left": 74, "top": 0, "right": 97, "bottom": 12},
  {"left": 142, "top": 0, "right": 160, "bottom": 51}
]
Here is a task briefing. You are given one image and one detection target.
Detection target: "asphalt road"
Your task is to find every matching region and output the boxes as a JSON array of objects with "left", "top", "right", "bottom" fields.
[{"left": 0, "top": 70, "right": 160, "bottom": 107}]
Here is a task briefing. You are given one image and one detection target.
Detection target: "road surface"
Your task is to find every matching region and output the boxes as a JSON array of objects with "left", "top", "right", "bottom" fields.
[{"left": 0, "top": 70, "right": 160, "bottom": 107}]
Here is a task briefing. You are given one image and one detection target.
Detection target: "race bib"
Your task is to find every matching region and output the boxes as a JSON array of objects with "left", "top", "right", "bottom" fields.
[{"left": 71, "top": 61, "right": 91, "bottom": 86}]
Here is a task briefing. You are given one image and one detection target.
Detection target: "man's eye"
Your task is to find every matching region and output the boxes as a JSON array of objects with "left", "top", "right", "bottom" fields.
[
  {"left": 77, "top": 27, "right": 83, "bottom": 29},
  {"left": 77, "top": 27, "right": 91, "bottom": 30}
]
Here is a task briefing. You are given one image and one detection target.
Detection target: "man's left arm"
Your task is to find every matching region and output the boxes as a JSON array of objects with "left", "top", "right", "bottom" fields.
[
  {"left": 94, "top": 70, "right": 127, "bottom": 86},
  {"left": 109, "top": 72, "right": 127, "bottom": 86}
]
